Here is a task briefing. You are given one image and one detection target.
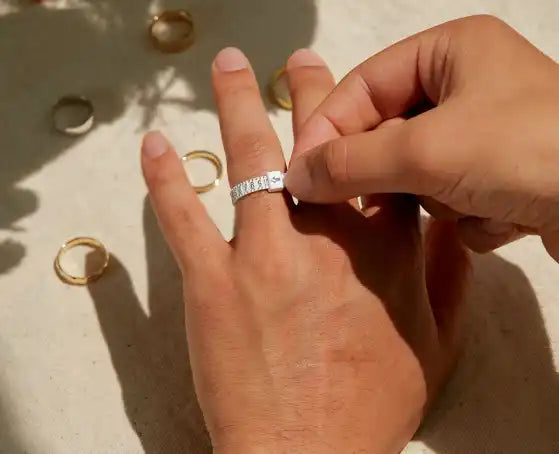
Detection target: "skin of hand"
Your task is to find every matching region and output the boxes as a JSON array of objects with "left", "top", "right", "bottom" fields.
[
  {"left": 140, "top": 48, "right": 469, "bottom": 453},
  {"left": 284, "top": 15, "right": 559, "bottom": 261}
]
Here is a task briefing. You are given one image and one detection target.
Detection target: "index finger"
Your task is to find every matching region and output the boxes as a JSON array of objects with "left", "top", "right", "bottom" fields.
[{"left": 293, "top": 19, "right": 453, "bottom": 155}]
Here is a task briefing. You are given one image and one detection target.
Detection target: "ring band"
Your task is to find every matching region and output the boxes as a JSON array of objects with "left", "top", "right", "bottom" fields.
[
  {"left": 181, "top": 151, "right": 223, "bottom": 193},
  {"left": 54, "top": 237, "right": 109, "bottom": 286},
  {"left": 230, "top": 171, "right": 285, "bottom": 204},
  {"left": 269, "top": 67, "right": 292, "bottom": 110},
  {"left": 52, "top": 95, "right": 94, "bottom": 136},
  {"left": 150, "top": 10, "right": 195, "bottom": 53}
]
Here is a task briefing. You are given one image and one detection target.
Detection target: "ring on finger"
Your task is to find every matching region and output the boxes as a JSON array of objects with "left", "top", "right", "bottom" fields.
[{"left": 230, "top": 171, "right": 285, "bottom": 204}]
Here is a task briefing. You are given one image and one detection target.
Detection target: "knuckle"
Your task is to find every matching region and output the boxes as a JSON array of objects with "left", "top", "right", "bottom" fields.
[
  {"left": 401, "top": 124, "right": 435, "bottom": 170},
  {"left": 237, "top": 242, "right": 296, "bottom": 287},
  {"left": 219, "top": 79, "right": 259, "bottom": 100},
  {"left": 322, "top": 139, "right": 349, "bottom": 186},
  {"left": 468, "top": 14, "right": 505, "bottom": 28},
  {"left": 229, "top": 132, "right": 276, "bottom": 173},
  {"left": 459, "top": 15, "right": 509, "bottom": 36},
  {"left": 146, "top": 160, "right": 174, "bottom": 188},
  {"left": 167, "top": 203, "right": 197, "bottom": 231},
  {"left": 253, "top": 253, "right": 295, "bottom": 285},
  {"left": 185, "top": 269, "right": 234, "bottom": 317},
  {"left": 399, "top": 124, "right": 443, "bottom": 191},
  {"left": 231, "top": 131, "right": 268, "bottom": 156}
]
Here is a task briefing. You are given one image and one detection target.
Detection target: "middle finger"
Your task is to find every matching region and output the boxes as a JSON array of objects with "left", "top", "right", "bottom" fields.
[{"left": 212, "top": 47, "right": 291, "bottom": 233}]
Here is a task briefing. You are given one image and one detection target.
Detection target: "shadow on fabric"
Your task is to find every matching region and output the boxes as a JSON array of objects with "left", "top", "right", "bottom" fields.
[
  {"left": 88, "top": 199, "right": 557, "bottom": 452},
  {"left": 0, "top": 0, "right": 317, "bottom": 276},
  {"left": 86, "top": 197, "right": 211, "bottom": 453},
  {"left": 0, "top": 376, "right": 29, "bottom": 454},
  {"left": 418, "top": 252, "right": 559, "bottom": 453}
]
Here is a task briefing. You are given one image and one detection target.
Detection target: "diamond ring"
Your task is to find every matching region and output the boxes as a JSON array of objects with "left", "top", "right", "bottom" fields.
[{"left": 230, "top": 171, "right": 285, "bottom": 205}]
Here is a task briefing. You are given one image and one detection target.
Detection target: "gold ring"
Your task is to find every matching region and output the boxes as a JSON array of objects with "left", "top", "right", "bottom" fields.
[
  {"left": 150, "top": 10, "right": 195, "bottom": 53},
  {"left": 54, "top": 237, "right": 109, "bottom": 286},
  {"left": 269, "top": 67, "right": 292, "bottom": 110},
  {"left": 52, "top": 95, "right": 94, "bottom": 136},
  {"left": 181, "top": 151, "right": 223, "bottom": 193}
]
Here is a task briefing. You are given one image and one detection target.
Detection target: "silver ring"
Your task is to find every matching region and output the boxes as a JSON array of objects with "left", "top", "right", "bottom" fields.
[{"left": 230, "top": 171, "right": 285, "bottom": 205}]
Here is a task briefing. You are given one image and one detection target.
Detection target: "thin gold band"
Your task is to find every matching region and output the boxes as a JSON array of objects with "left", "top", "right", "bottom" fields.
[
  {"left": 181, "top": 151, "right": 223, "bottom": 193},
  {"left": 52, "top": 95, "right": 94, "bottom": 136},
  {"left": 54, "top": 237, "right": 109, "bottom": 286},
  {"left": 150, "top": 10, "right": 195, "bottom": 53},
  {"left": 269, "top": 67, "right": 292, "bottom": 110}
]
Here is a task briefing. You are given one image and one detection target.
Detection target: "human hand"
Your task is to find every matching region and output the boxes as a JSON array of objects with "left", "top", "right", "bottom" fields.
[
  {"left": 141, "top": 47, "right": 469, "bottom": 453},
  {"left": 285, "top": 15, "right": 559, "bottom": 261}
]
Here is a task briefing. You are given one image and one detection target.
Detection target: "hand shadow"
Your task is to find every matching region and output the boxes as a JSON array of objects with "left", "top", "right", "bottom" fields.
[
  {"left": 0, "top": 394, "right": 28, "bottom": 453},
  {"left": 293, "top": 206, "right": 558, "bottom": 452},
  {"left": 418, "top": 252, "right": 559, "bottom": 453},
  {"left": 0, "top": 239, "right": 25, "bottom": 276},
  {"left": 86, "top": 197, "right": 211, "bottom": 453},
  {"left": 0, "top": 351, "right": 30, "bottom": 454},
  {"left": 0, "top": 188, "right": 38, "bottom": 277},
  {"left": 0, "top": 398, "right": 27, "bottom": 454},
  {"left": 0, "top": 0, "right": 316, "bottom": 277}
]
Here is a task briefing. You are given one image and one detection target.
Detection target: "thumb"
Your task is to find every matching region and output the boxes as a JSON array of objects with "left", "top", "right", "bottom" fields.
[{"left": 285, "top": 120, "right": 430, "bottom": 202}]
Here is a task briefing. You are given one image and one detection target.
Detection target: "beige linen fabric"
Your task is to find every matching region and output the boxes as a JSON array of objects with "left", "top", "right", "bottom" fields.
[{"left": 0, "top": 0, "right": 557, "bottom": 452}]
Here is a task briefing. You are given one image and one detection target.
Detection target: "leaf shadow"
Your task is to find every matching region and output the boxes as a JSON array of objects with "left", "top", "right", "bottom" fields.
[
  {"left": 0, "top": 0, "right": 317, "bottom": 276},
  {"left": 418, "top": 252, "right": 559, "bottom": 453}
]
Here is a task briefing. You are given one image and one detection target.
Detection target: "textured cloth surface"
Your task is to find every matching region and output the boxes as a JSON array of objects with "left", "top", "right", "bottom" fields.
[{"left": 0, "top": 0, "right": 558, "bottom": 452}]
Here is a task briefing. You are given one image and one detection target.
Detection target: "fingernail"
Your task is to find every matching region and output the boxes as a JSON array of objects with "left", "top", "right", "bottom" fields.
[
  {"left": 214, "top": 47, "right": 249, "bottom": 72},
  {"left": 287, "top": 48, "right": 326, "bottom": 69},
  {"left": 480, "top": 219, "right": 516, "bottom": 236},
  {"left": 142, "top": 130, "right": 169, "bottom": 159}
]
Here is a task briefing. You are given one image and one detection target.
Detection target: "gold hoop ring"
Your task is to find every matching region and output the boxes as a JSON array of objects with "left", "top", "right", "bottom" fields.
[
  {"left": 181, "top": 151, "right": 223, "bottom": 194},
  {"left": 269, "top": 67, "right": 292, "bottom": 110},
  {"left": 150, "top": 10, "right": 195, "bottom": 53},
  {"left": 54, "top": 237, "right": 109, "bottom": 286},
  {"left": 52, "top": 95, "right": 94, "bottom": 136}
]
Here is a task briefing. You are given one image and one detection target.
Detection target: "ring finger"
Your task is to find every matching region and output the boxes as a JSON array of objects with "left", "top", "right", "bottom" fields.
[
  {"left": 286, "top": 49, "right": 366, "bottom": 210},
  {"left": 285, "top": 49, "right": 336, "bottom": 153}
]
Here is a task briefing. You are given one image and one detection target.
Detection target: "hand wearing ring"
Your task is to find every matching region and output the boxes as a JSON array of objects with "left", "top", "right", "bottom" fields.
[
  {"left": 141, "top": 48, "right": 470, "bottom": 452},
  {"left": 230, "top": 171, "right": 285, "bottom": 204}
]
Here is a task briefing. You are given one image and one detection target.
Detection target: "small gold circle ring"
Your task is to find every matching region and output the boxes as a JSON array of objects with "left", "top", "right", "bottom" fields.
[
  {"left": 269, "top": 67, "right": 292, "bottom": 110},
  {"left": 181, "top": 151, "right": 223, "bottom": 194},
  {"left": 54, "top": 237, "right": 109, "bottom": 286},
  {"left": 52, "top": 95, "right": 94, "bottom": 136},
  {"left": 150, "top": 10, "right": 195, "bottom": 53}
]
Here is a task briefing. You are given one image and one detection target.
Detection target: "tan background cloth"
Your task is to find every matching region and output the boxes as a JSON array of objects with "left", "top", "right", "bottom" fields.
[{"left": 1, "top": 0, "right": 558, "bottom": 452}]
